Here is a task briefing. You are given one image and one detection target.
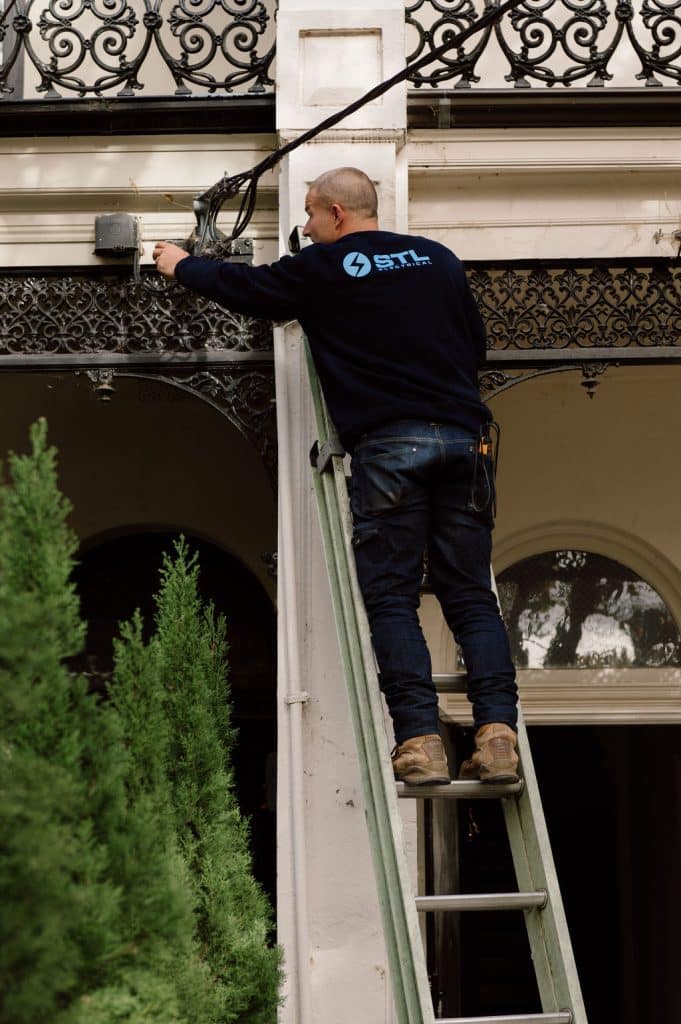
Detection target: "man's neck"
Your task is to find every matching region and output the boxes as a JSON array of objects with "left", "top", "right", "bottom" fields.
[{"left": 338, "top": 219, "right": 379, "bottom": 238}]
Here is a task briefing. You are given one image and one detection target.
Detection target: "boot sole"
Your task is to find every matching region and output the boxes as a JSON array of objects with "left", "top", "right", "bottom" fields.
[
  {"left": 479, "top": 768, "right": 520, "bottom": 784},
  {"left": 457, "top": 772, "right": 520, "bottom": 784},
  {"left": 394, "top": 767, "right": 451, "bottom": 785}
]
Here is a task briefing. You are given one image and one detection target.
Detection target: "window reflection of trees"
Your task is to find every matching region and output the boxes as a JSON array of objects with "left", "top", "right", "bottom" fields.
[{"left": 498, "top": 551, "right": 681, "bottom": 670}]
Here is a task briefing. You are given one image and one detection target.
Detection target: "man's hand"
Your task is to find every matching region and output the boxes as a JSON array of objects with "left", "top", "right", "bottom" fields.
[{"left": 153, "top": 241, "right": 190, "bottom": 280}]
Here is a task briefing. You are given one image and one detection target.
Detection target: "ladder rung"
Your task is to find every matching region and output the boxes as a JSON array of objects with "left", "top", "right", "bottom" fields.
[
  {"left": 434, "top": 672, "right": 467, "bottom": 693},
  {"left": 415, "top": 891, "right": 547, "bottom": 913},
  {"left": 397, "top": 779, "right": 523, "bottom": 799},
  {"left": 438, "top": 1014, "right": 572, "bottom": 1024}
]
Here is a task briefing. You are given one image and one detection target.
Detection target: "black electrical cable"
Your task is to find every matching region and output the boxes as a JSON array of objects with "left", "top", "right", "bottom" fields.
[
  {"left": 195, "top": 0, "right": 527, "bottom": 253},
  {"left": 0, "top": 0, "right": 17, "bottom": 32}
]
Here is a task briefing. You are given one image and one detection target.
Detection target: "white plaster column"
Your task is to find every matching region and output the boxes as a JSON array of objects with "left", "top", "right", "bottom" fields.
[{"left": 274, "top": 4, "right": 412, "bottom": 1023}]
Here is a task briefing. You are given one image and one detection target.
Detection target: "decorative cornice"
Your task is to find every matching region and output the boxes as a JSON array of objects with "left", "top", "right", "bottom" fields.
[{"left": 407, "top": 126, "right": 681, "bottom": 172}]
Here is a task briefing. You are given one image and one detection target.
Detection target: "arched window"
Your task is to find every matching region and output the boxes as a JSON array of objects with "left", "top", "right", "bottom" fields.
[{"left": 497, "top": 550, "right": 681, "bottom": 670}]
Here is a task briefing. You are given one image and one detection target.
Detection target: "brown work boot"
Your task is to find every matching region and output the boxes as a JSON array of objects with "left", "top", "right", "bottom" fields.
[
  {"left": 392, "top": 733, "right": 450, "bottom": 785},
  {"left": 458, "top": 723, "right": 519, "bottom": 784}
]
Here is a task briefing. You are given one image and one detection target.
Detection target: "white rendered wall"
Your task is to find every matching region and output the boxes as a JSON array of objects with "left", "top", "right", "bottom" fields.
[
  {"left": 407, "top": 127, "right": 681, "bottom": 262},
  {"left": 0, "top": 135, "right": 279, "bottom": 268}
]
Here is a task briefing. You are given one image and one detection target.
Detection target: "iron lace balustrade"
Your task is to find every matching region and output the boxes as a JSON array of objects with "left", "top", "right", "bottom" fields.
[
  {"left": 0, "top": 0, "right": 275, "bottom": 99},
  {"left": 468, "top": 260, "right": 681, "bottom": 355},
  {"left": 1, "top": 260, "right": 679, "bottom": 364},
  {"left": 406, "top": 0, "right": 681, "bottom": 89}
]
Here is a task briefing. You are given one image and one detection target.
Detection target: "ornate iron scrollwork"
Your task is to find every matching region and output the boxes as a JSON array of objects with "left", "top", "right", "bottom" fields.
[
  {"left": 406, "top": 0, "right": 681, "bottom": 88},
  {"left": 468, "top": 262, "right": 681, "bottom": 353},
  {"left": 406, "top": 0, "right": 494, "bottom": 89},
  {"left": 632, "top": 0, "right": 681, "bottom": 85},
  {"left": 78, "top": 364, "right": 277, "bottom": 486},
  {"left": 2, "top": 262, "right": 678, "bottom": 361},
  {"left": 160, "top": 366, "right": 277, "bottom": 485},
  {"left": 1, "top": 0, "right": 275, "bottom": 98},
  {"left": 479, "top": 360, "right": 615, "bottom": 398},
  {"left": 0, "top": 271, "right": 273, "bottom": 356},
  {"left": 2, "top": 259, "right": 679, "bottom": 481},
  {"left": 3, "top": 0, "right": 680, "bottom": 98}
]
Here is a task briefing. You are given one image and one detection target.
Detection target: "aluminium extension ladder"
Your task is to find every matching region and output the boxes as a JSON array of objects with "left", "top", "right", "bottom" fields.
[{"left": 305, "top": 342, "right": 588, "bottom": 1024}]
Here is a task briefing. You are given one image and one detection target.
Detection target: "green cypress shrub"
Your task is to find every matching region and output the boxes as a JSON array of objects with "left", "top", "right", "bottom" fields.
[
  {"left": 0, "top": 423, "right": 281, "bottom": 1023},
  {"left": 89, "top": 611, "right": 218, "bottom": 1024},
  {"left": 0, "top": 420, "right": 122, "bottom": 1023},
  {"left": 144, "top": 540, "right": 282, "bottom": 1023},
  {"left": 83, "top": 544, "right": 282, "bottom": 1024}
]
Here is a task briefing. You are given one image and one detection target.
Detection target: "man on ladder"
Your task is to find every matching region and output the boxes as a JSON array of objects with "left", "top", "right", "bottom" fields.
[{"left": 153, "top": 165, "right": 518, "bottom": 787}]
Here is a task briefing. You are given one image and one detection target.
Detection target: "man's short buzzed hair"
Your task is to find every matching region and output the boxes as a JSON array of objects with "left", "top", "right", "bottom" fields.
[{"left": 311, "top": 167, "right": 378, "bottom": 219}]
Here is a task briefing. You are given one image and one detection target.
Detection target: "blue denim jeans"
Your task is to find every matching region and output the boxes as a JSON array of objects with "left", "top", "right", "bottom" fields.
[{"left": 349, "top": 420, "right": 517, "bottom": 745}]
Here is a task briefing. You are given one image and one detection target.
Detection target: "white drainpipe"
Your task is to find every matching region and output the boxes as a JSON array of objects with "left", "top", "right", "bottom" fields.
[{"left": 274, "top": 324, "right": 312, "bottom": 1024}]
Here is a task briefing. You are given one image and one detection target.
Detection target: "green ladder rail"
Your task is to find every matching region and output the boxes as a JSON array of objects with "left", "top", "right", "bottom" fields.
[{"left": 305, "top": 342, "right": 588, "bottom": 1024}]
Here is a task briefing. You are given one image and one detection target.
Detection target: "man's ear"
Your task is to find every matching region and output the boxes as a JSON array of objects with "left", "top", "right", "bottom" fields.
[{"left": 331, "top": 203, "right": 344, "bottom": 228}]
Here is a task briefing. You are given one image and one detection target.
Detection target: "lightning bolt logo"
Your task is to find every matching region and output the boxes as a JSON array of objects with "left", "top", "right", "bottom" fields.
[{"left": 342, "top": 252, "right": 372, "bottom": 278}]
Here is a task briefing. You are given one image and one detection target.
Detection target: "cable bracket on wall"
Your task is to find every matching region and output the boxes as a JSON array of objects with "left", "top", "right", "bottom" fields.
[{"left": 285, "top": 692, "right": 310, "bottom": 706}]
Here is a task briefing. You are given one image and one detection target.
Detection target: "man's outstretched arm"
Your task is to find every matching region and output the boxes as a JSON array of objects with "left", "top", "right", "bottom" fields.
[{"left": 153, "top": 241, "right": 305, "bottom": 322}]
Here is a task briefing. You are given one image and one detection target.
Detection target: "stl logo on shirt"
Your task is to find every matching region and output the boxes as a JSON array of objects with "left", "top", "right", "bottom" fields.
[{"left": 342, "top": 252, "right": 372, "bottom": 278}]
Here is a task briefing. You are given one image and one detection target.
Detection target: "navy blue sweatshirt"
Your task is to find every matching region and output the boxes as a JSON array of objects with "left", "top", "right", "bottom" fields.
[{"left": 175, "top": 230, "right": 490, "bottom": 451}]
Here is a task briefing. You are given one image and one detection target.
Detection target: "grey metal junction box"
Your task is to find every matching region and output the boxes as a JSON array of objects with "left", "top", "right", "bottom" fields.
[{"left": 94, "top": 214, "right": 140, "bottom": 256}]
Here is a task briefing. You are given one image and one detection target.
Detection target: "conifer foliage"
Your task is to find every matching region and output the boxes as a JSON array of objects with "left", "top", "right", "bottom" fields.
[
  {"left": 0, "top": 422, "right": 281, "bottom": 1023},
  {"left": 0, "top": 420, "right": 122, "bottom": 1022},
  {"left": 107, "top": 541, "right": 282, "bottom": 1024}
]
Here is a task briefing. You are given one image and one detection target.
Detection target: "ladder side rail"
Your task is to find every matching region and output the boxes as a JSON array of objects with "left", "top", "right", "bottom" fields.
[
  {"left": 503, "top": 707, "right": 588, "bottom": 1024},
  {"left": 312, "top": 416, "right": 433, "bottom": 1024},
  {"left": 310, "top": 464, "right": 428, "bottom": 1023},
  {"left": 305, "top": 341, "right": 435, "bottom": 1024}
]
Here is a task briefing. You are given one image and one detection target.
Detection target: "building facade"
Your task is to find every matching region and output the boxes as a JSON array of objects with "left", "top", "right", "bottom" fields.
[{"left": 1, "top": 1, "right": 680, "bottom": 1020}]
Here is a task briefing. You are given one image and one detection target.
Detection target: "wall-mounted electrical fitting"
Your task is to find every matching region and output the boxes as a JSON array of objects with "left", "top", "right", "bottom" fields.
[
  {"left": 288, "top": 226, "right": 312, "bottom": 254},
  {"left": 94, "top": 214, "right": 142, "bottom": 279},
  {"left": 673, "top": 229, "right": 681, "bottom": 259}
]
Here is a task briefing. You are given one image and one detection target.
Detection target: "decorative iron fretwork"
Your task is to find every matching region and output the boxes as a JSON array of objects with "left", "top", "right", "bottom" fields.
[
  {"left": 2, "top": 262, "right": 679, "bottom": 362},
  {"left": 406, "top": 0, "right": 495, "bottom": 89},
  {"left": 77, "top": 363, "right": 276, "bottom": 486},
  {"left": 479, "top": 360, "right": 615, "bottom": 398},
  {"left": 161, "top": 365, "right": 277, "bottom": 485},
  {"left": 406, "top": 0, "right": 681, "bottom": 89},
  {"left": 2, "top": 259, "right": 679, "bottom": 480},
  {"left": 468, "top": 261, "right": 681, "bottom": 353},
  {"left": 1, "top": 0, "right": 275, "bottom": 99},
  {"left": 85, "top": 366, "right": 116, "bottom": 400},
  {"left": 0, "top": 271, "right": 272, "bottom": 356},
  {"left": 579, "top": 359, "right": 610, "bottom": 397}
]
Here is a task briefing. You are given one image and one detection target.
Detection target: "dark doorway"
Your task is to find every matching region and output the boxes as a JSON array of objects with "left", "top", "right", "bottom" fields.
[
  {"left": 431, "top": 724, "right": 681, "bottom": 1022},
  {"left": 72, "top": 531, "right": 277, "bottom": 903}
]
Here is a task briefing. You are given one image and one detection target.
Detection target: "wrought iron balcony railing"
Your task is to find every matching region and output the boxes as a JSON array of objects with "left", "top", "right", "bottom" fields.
[
  {"left": 4, "top": 0, "right": 681, "bottom": 105},
  {"left": 407, "top": 0, "right": 681, "bottom": 89},
  {"left": 0, "top": 0, "right": 276, "bottom": 99},
  {"left": 468, "top": 260, "right": 681, "bottom": 355}
]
